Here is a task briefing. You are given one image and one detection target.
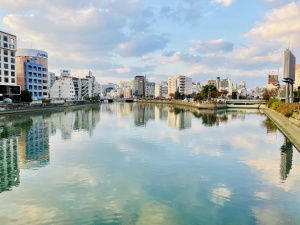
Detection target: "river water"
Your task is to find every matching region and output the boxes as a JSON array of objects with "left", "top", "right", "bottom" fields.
[{"left": 0, "top": 103, "right": 300, "bottom": 225}]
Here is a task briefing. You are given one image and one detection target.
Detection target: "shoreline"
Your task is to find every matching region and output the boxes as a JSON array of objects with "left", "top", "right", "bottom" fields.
[
  {"left": 0, "top": 102, "right": 101, "bottom": 115},
  {"left": 136, "top": 99, "right": 227, "bottom": 110},
  {"left": 264, "top": 108, "right": 300, "bottom": 151}
]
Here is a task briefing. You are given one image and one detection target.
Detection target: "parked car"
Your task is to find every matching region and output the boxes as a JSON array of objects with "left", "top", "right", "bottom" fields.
[{"left": 3, "top": 98, "right": 12, "bottom": 103}]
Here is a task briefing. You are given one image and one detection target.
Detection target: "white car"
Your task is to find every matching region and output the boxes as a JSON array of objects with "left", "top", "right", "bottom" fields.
[{"left": 3, "top": 98, "right": 12, "bottom": 103}]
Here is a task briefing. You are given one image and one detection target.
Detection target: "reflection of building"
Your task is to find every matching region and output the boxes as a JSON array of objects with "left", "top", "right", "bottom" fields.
[
  {"left": 168, "top": 108, "right": 191, "bottom": 130},
  {"left": 18, "top": 119, "right": 50, "bottom": 168},
  {"left": 0, "top": 137, "right": 20, "bottom": 193},
  {"left": 134, "top": 104, "right": 155, "bottom": 126},
  {"left": 280, "top": 138, "right": 293, "bottom": 181},
  {"left": 49, "top": 106, "right": 101, "bottom": 138}
]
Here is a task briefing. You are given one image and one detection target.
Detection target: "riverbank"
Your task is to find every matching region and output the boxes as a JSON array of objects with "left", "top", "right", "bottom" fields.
[
  {"left": 136, "top": 99, "right": 227, "bottom": 110},
  {"left": 0, "top": 101, "right": 101, "bottom": 115},
  {"left": 264, "top": 108, "right": 300, "bottom": 151}
]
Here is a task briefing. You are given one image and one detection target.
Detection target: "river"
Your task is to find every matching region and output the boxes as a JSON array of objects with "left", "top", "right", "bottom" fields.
[{"left": 0, "top": 102, "right": 299, "bottom": 225}]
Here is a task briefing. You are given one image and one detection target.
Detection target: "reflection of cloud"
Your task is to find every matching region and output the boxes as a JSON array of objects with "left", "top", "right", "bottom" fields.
[
  {"left": 55, "top": 166, "right": 97, "bottom": 187},
  {"left": 252, "top": 206, "right": 293, "bottom": 225},
  {"left": 136, "top": 201, "right": 177, "bottom": 225},
  {"left": 254, "top": 192, "right": 270, "bottom": 200},
  {"left": 210, "top": 186, "right": 232, "bottom": 207}
]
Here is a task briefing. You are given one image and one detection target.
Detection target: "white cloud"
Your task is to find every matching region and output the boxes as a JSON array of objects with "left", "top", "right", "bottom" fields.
[{"left": 212, "top": 0, "right": 236, "bottom": 7}]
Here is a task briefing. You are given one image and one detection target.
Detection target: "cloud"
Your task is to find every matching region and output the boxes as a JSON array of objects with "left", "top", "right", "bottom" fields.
[
  {"left": 245, "top": 2, "right": 300, "bottom": 48},
  {"left": 160, "top": 1, "right": 203, "bottom": 23},
  {"left": 211, "top": 0, "right": 236, "bottom": 7},
  {"left": 192, "top": 39, "right": 234, "bottom": 54},
  {"left": 115, "top": 34, "right": 169, "bottom": 57}
]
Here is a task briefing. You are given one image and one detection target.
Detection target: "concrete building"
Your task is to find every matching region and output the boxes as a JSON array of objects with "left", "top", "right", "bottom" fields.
[
  {"left": 134, "top": 76, "right": 145, "bottom": 97},
  {"left": 101, "top": 83, "right": 114, "bottom": 97},
  {"left": 238, "top": 81, "right": 246, "bottom": 89},
  {"left": 268, "top": 74, "right": 279, "bottom": 86},
  {"left": 205, "top": 78, "right": 217, "bottom": 87},
  {"left": 221, "top": 77, "right": 232, "bottom": 90},
  {"left": 155, "top": 81, "right": 168, "bottom": 98},
  {"left": 168, "top": 75, "right": 192, "bottom": 96},
  {"left": 16, "top": 49, "right": 49, "bottom": 99},
  {"left": 50, "top": 77, "right": 76, "bottom": 100},
  {"left": 295, "top": 65, "right": 300, "bottom": 90},
  {"left": 0, "top": 31, "right": 20, "bottom": 100},
  {"left": 124, "top": 87, "right": 132, "bottom": 98},
  {"left": 48, "top": 72, "right": 58, "bottom": 90},
  {"left": 145, "top": 81, "right": 155, "bottom": 97}
]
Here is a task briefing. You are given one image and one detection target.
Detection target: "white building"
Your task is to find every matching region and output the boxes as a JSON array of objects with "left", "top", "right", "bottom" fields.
[
  {"left": 155, "top": 81, "right": 168, "bottom": 98},
  {"left": 238, "top": 81, "right": 246, "bottom": 89},
  {"left": 145, "top": 81, "right": 155, "bottom": 97},
  {"left": 50, "top": 77, "right": 76, "bottom": 100},
  {"left": 48, "top": 72, "right": 57, "bottom": 90},
  {"left": 0, "top": 31, "right": 20, "bottom": 100},
  {"left": 168, "top": 76, "right": 192, "bottom": 96}
]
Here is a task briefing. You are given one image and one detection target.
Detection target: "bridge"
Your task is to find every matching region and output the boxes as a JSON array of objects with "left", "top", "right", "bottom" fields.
[{"left": 226, "top": 100, "right": 263, "bottom": 109}]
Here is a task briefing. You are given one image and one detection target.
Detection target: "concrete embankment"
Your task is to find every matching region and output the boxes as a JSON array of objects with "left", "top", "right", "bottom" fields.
[
  {"left": 264, "top": 108, "right": 300, "bottom": 151},
  {"left": 136, "top": 100, "right": 226, "bottom": 110},
  {"left": 0, "top": 102, "right": 101, "bottom": 115}
]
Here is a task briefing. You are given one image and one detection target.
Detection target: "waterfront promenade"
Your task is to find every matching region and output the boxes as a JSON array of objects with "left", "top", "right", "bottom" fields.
[{"left": 264, "top": 108, "right": 300, "bottom": 151}]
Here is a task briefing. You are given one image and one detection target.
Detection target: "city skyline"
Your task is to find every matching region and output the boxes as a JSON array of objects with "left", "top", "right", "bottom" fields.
[{"left": 0, "top": 0, "right": 300, "bottom": 88}]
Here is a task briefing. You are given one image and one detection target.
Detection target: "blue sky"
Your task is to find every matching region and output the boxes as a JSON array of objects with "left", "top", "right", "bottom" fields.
[{"left": 0, "top": 0, "right": 299, "bottom": 88}]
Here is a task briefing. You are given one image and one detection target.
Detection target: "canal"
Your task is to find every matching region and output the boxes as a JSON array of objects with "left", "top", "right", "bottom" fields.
[{"left": 0, "top": 103, "right": 300, "bottom": 224}]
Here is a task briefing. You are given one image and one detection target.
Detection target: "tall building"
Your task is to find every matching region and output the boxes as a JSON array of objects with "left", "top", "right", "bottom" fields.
[
  {"left": 295, "top": 65, "right": 300, "bottom": 90},
  {"left": 283, "top": 49, "right": 296, "bottom": 103},
  {"left": 221, "top": 77, "right": 232, "bottom": 90},
  {"left": 168, "top": 75, "right": 192, "bottom": 96},
  {"left": 155, "top": 81, "right": 168, "bottom": 98},
  {"left": 268, "top": 74, "right": 279, "bottom": 86},
  {"left": 145, "top": 81, "right": 155, "bottom": 97},
  {"left": 0, "top": 31, "right": 20, "bottom": 100},
  {"left": 48, "top": 72, "right": 58, "bottom": 90},
  {"left": 134, "top": 76, "right": 145, "bottom": 97},
  {"left": 16, "top": 49, "right": 49, "bottom": 99}
]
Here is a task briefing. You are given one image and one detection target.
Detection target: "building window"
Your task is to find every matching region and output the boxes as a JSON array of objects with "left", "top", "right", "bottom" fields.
[
  {"left": 33, "top": 66, "right": 37, "bottom": 71},
  {"left": 0, "top": 77, "right": 1, "bottom": 82},
  {"left": 11, "top": 71, "right": 15, "bottom": 77},
  {"left": 4, "top": 50, "right": 8, "bottom": 55},
  {"left": 11, "top": 58, "right": 15, "bottom": 64},
  {"left": 4, "top": 57, "right": 8, "bottom": 62},
  {"left": 3, "top": 36, "right": 8, "bottom": 42},
  {"left": 3, "top": 43, "right": 8, "bottom": 48},
  {"left": 10, "top": 38, "right": 14, "bottom": 44},
  {"left": 11, "top": 78, "right": 15, "bottom": 83},
  {"left": 28, "top": 65, "right": 32, "bottom": 70},
  {"left": 0, "top": 70, "right": 1, "bottom": 75},
  {"left": 4, "top": 64, "right": 8, "bottom": 69},
  {"left": 4, "top": 78, "right": 8, "bottom": 83},
  {"left": 11, "top": 65, "right": 15, "bottom": 70},
  {"left": 11, "top": 52, "right": 15, "bottom": 57},
  {"left": 4, "top": 70, "right": 8, "bottom": 76}
]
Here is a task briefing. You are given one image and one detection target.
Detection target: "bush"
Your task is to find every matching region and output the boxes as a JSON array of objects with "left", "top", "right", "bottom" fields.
[
  {"left": 276, "top": 103, "right": 299, "bottom": 118},
  {"left": 268, "top": 98, "right": 282, "bottom": 110}
]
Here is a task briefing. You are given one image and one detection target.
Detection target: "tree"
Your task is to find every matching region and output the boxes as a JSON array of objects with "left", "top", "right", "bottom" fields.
[
  {"left": 119, "top": 94, "right": 124, "bottom": 98},
  {"left": 211, "top": 90, "right": 221, "bottom": 98},
  {"left": 263, "top": 89, "right": 278, "bottom": 100},
  {"left": 169, "top": 93, "right": 175, "bottom": 98},
  {"left": 20, "top": 90, "right": 32, "bottom": 102},
  {"left": 201, "top": 85, "right": 217, "bottom": 95},
  {"left": 175, "top": 91, "right": 184, "bottom": 100},
  {"left": 297, "top": 90, "right": 300, "bottom": 98}
]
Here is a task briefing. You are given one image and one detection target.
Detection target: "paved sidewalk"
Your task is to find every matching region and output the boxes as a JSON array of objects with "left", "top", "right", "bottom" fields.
[{"left": 264, "top": 108, "right": 300, "bottom": 151}]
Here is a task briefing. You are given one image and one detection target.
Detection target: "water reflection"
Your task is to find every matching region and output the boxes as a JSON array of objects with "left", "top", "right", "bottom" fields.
[
  {"left": 280, "top": 138, "right": 293, "bottom": 181},
  {"left": 0, "top": 105, "right": 101, "bottom": 193}
]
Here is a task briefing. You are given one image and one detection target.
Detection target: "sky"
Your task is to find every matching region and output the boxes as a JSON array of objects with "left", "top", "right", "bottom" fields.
[{"left": 0, "top": 0, "right": 300, "bottom": 88}]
